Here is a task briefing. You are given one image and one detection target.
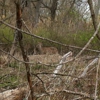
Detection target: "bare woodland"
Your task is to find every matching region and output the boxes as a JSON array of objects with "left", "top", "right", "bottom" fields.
[{"left": 0, "top": 0, "right": 100, "bottom": 100}]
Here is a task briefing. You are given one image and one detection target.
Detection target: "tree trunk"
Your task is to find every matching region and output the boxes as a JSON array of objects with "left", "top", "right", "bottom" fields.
[
  {"left": 50, "top": 0, "right": 58, "bottom": 21},
  {"left": 88, "top": 0, "right": 100, "bottom": 40},
  {"left": 15, "top": 1, "right": 34, "bottom": 100},
  {"left": 34, "top": 0, "right": 42, "bottom": 26}
]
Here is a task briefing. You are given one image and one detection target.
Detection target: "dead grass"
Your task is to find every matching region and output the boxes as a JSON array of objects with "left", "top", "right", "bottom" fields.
[
  {"left": 0, "top": 54, "right": 99, "bottom": 100},
  {"left": 28, "top": 54, "right": 62, "bottom": 64}
]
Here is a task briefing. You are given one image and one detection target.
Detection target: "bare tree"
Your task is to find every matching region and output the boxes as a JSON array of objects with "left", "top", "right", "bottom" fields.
[
  {"left": 88, "top": 0, "right": 100, "bottom": 40},
  {"left": 34, "top": 0, "right": 42, "bottom": 26},
  {"left": 1, "top": 0, "right": 100, "bottom": 100},
  {"left": 14, "top": 0, "right": 34, "bottom": 100},
  {"left": 50, "top": 0, "right": 58, "bottom": 21},
  {"left": 94, "top": 0, "right": 100, "bottom": 19}
]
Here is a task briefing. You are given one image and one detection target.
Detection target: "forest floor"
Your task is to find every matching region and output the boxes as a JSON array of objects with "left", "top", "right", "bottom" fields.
[{"left": 0, "top": 54, "right": 99, "bottom": 100}]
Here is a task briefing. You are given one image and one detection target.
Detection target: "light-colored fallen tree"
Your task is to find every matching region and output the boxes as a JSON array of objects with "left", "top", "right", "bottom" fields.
[
  {"left": 79, "top": 57, "right": 98, "bottom": 78},
  {"left": 53, "top": 51, "right": 72, "bottom": 77}
]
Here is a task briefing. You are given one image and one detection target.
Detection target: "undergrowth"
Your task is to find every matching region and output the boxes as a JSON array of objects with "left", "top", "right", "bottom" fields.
[{"left": 0, "top": 25, "right": 100, "bottom": 54}]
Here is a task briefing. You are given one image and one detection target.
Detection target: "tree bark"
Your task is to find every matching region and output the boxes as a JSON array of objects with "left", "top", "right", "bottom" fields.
[
  {"left": 50, "top": 0, "right": 58, "bottom": 21},
  {"left": 34, "top": 0, "right": 42, "bottom": 26},
  {"left": 15, "top": 1, "right": 34, "bottom": 100}
]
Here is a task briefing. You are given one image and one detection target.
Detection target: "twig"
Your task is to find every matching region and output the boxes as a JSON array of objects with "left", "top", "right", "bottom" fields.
[
  {"left": 34, "top": 74, "right": 49, "bottom": 95},
  {"left": 35, "top": 89, "right": 94, "bottom": 99},
  {"left": 94, "top": 56, "right": 100, "bottom": 100},
  {"left": 34, "top": 72, "right": 78, "bottom": 79},
  {"left": 22, "top": 19, "right": 31, "bottom": 33},
  {"left": 0, "top": 13, "right": 15, "bottom": 26},
  {"left": 62, "top": 89, "right": 93, "bottom": 99},
  {"left": 38, "top": 58, "right": 73, "bottom": 67},
  {"left": 0, "top": 48, "right": 34, "bottom": 64}
]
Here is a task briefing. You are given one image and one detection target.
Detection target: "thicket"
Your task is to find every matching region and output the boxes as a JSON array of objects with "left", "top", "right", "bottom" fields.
[
  {"left": 1, "top": 1, "right": 100, "bottom": 100},
  {"left": 0, "top": 23, "right": 100, "bottom": 55}
]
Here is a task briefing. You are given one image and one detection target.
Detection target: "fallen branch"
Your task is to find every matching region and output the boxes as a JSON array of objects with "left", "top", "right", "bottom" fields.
[
  {"left": 35, "top": 89, "right": 94, "bottom": 99},
  {"left": 62, "top": 89, "right": 93, "bottom": 99},
  {"left": 34, "top": 72, "right": 78, "bottom": 79},
  {"left": 94, "top": 56, "right": 100, "bottom": 100},
  {"left": 79, "top": 57, "right": 98, "bottom": 78},
  {"left": 53, "top": 51, "right": 72, "bottom": 77}
]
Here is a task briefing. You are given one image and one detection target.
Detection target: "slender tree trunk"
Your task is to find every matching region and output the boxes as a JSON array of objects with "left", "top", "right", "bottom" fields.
[
  {"left": 34, "top": 0, "right": 42, "bottom": 26},
  {"left": 50, "top": 0, "right": 58, "bottom": 21},
  {"left": 88, "top": 0, "right": 100, "bottom": 40},
  {"left": 15, "top": 1, "right": 34, "bottom": 100}
]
